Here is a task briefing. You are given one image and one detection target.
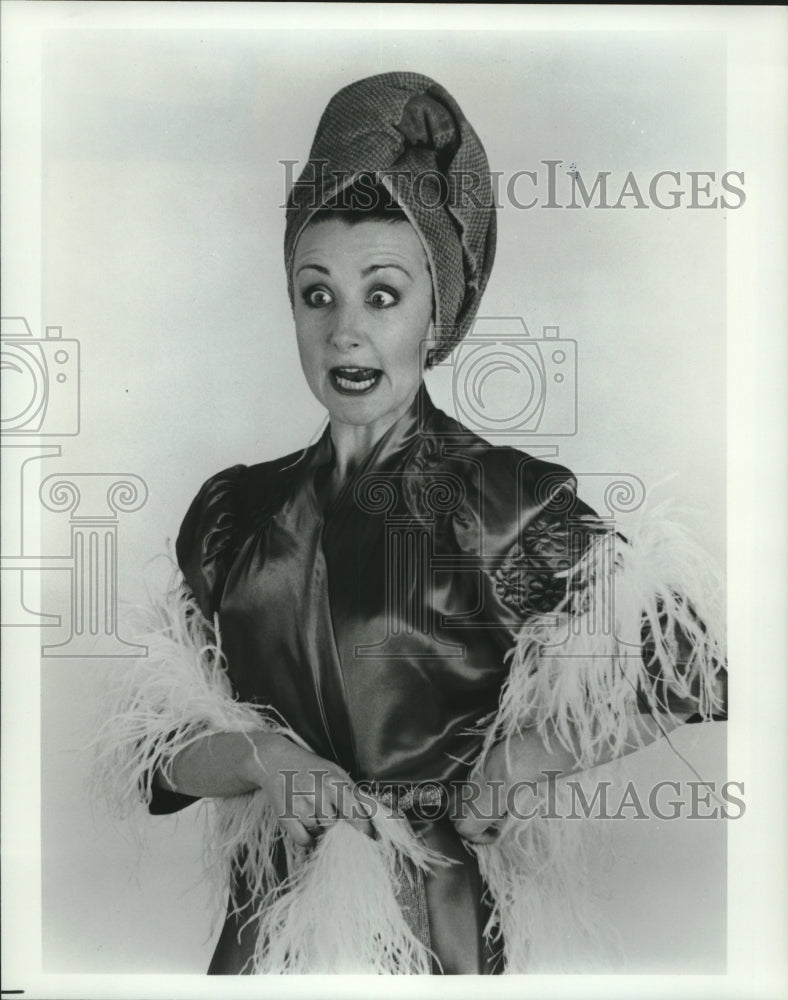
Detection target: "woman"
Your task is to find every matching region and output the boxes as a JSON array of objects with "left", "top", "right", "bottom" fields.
[{"left": 98, "top": 72, "right": 727, "bottom": 975}]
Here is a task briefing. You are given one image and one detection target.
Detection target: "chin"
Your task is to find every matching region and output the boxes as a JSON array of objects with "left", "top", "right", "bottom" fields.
[
  {"left": 321, "top": 375, "right": 391, "bottom": 421},
  {"left": 326, "top": 396, "right": 385, "bottom": 426}
]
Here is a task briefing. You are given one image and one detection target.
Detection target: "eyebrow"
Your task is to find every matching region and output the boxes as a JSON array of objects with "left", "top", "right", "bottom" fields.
[
  {"left": 295, "top": 262, "right": 413, "bottom": 279},
  {"left": 362, "top": 263, "right": 413, "bottom": 279}
]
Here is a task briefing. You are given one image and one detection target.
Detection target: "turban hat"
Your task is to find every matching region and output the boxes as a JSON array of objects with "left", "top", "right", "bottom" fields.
[{"left": 284, "top": 71, "right": 497, "bottom": 367}]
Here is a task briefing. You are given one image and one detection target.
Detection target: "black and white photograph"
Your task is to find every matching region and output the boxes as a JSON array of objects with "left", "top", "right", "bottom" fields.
[{"left": 1, "top": 3, "right": 786, "bottom": 997}]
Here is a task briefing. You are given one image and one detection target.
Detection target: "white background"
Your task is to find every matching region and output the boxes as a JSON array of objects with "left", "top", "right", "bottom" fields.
[{"left": 2, "top": 4, "right": 786, "bottom": 999}]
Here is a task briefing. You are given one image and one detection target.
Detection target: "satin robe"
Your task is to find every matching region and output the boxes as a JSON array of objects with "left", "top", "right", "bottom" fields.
[{"left": 150, "top": 382, "right": 714, "bottom": 973}]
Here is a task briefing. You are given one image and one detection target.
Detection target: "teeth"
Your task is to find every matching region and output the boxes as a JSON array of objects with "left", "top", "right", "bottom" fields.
[
  {"left": 331, "top": 366, "right": 381, "bottom": 392},
  {"left": 335, "top": 374, "right": 376, "bottom": 390}
]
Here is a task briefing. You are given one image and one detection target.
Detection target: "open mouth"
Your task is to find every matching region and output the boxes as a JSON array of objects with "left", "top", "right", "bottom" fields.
[{"left": 329, "top": 366, "right": 383, "bottom": 395}]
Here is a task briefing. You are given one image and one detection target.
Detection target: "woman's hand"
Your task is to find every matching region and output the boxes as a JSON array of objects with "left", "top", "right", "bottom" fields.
[
  {"left": 450, "top": 731, "right": 575, "bottom": 845},
  {"left": 157, "top": 729, "right": 374, "bottom": 848},
  {"left": 449, "top": 739, "right": 518, "bottom": 845},
  {"left": 245, "top": 732, "right": 374, "bottom": 848}
]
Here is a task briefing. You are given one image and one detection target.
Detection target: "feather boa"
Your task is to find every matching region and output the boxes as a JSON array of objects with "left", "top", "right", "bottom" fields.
[
  {"left": 95, "top": 499, "right": 725, "bottom": 974},
  {"left": 93, "top": 583, "right": 444, "bottom": 974},
  {"left": 475, "top": 777, "right": 620, "bottom": 973},
  {"left": 472, "top": 500, "right": 726, "bottom": 972},
  {"left": 250, "top": 807, "right": 443, "bottom": 973}
]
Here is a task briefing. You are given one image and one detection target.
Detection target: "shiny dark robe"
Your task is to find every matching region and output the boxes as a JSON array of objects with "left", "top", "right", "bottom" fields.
[{"left": 152, "top": 382, "right": 719, "bottom": 974}]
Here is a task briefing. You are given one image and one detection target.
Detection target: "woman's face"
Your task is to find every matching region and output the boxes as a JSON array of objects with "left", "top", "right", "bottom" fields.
[{"left": 292, "top": 217, "right": 434, "bottom": 434}]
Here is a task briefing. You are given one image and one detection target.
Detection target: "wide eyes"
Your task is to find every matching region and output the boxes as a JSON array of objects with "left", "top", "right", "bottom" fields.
[
  {"left": 305, "top": 288, "right": 334, "bottom": 308},
  {"left": 301, "top": 286, "right": 399, "bottom": 309},
  {"left": 367, "top": 289, "right": 397, "bottom": 308}
]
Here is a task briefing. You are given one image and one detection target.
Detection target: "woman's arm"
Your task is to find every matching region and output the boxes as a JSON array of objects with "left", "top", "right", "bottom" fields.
[
  {"left": 452, "top": 710, "right": 691, "bottom": 843},
  {"left": 156, "top": 730, "right": 373, "bottom": 846},
  {"left": 155, "top": 730, "right": 286, "bottom": 798}
]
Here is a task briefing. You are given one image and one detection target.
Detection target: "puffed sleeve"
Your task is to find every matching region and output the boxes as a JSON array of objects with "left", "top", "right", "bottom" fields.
[
  {"left": 95, "top": 466, "right": 273, "bottom": 819},
  {"left": 477, "top": 455, "right": 727, "bottom": 770},
  {"left": 139, "top": 466, "right": 247, "bottom": 814},
  {"left": 175, "top": 464, "right": 246, "bottom": 620}
]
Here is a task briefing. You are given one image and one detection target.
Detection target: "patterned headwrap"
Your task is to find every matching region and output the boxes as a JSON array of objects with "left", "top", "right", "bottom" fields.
[{"left": 284, "top": 71, "right": 497, "bottom": 367}]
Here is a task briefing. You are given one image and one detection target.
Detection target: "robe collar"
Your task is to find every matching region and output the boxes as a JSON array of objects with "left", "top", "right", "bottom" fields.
[{"left": 310, "top": 380, "right": 436, "bottom": 492}]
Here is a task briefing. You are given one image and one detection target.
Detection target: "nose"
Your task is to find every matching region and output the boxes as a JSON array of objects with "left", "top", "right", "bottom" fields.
[{"left": 328, "top": 300, "right": 366, "bottom": 353}]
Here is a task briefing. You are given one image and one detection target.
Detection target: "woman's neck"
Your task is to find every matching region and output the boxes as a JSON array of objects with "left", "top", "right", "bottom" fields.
[{"left": 327, "top": 388, "right": 419, "bottom": 483}]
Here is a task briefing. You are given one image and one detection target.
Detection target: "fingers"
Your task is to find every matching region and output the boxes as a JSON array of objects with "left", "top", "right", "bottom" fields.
[
  {"left": 449, "top": 778, "right": 506, "bottom": 844},
  {"left": 452, "top": 815, "right": 503, "bottom": 845},
  {"left": 280, "top": 790, "right": 333, "bottom": 846},
  {"left": 323, "top": 771, "right": 374, "bottom": 838},
  {"left": 278, "top": 814, "right": 316, "bottom": 849},
  {"left": 276, "top": 766, "right": 374, "bottom": 845}
]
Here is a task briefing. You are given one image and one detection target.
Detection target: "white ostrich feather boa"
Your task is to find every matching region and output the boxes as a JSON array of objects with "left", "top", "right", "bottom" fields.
[
  {"left": 472, "top": 499, "right": 726, "bottom": 972},
  {"left": 93, "top": 585, "right": 444, "bottom": 974},
  {"left": 94, "top": 500, "right": 725, "bottom": 974},
  {"left": 474, "top": 777, "right": 621, "bottom": 973}
]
